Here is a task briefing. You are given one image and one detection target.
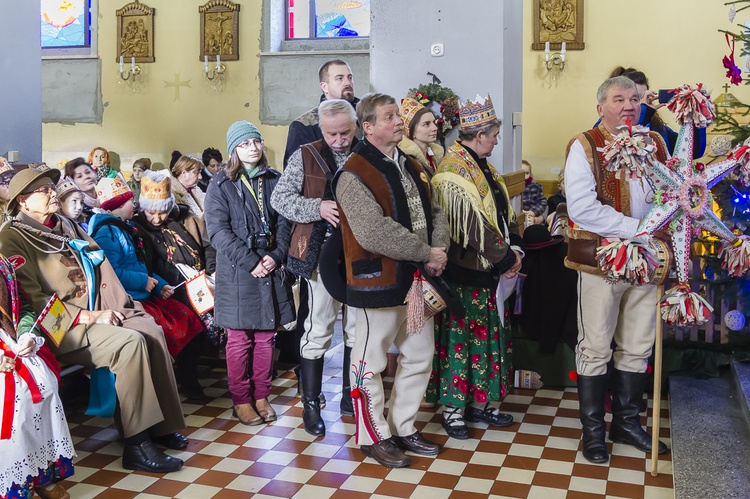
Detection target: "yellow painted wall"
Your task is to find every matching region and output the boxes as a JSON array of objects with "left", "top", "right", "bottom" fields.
[
  {"left": 522, "top": 0, "right": 750, "bottom": 181},
  {"left": 42, "top": 0, "right": 288, "bottom": 172},
  {"left": 43, "top": 1, "right": 750, "bottom": 180}
]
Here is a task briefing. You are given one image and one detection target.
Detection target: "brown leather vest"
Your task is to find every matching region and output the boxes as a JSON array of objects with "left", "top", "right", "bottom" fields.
[
  {"left": 335, "top": 142, "right": 432, "bottom": 308},
  {"left": 287, "top": 140, "right": 334, "bottom": 278},
  {"left": 564, "top": 126, "right": 668, "bottom": 274}
]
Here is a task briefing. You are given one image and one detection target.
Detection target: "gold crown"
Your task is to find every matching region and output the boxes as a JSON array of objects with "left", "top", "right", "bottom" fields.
[
  {"left": 141, "top": 171, "right": 172, "bottom": 201},
  {"left": 400, "top": 97, "right": 426, "bottom": 133},
  {"left": 56, "top": 176, "right": 80, "bottom": 199},
  {"left": 459, "top": 94, "right": 497, "bottom": 132}
]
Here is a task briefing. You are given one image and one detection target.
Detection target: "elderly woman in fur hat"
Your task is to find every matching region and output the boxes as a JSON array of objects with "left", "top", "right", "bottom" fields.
[{"left": 132, "top": 170, "right": 222, "bottom": 379}]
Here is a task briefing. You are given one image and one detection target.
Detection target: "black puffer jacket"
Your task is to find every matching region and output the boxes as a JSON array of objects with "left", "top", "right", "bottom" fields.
[{"left": 204, "top": 167, "right": 295, "bottom": 330}]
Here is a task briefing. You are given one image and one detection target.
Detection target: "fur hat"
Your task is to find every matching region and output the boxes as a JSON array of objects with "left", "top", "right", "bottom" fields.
[
  {"left": 459, "top": 94, "right": 497, "bottom": 133},
  {"left": 56, "top": 176, "right": 81, "bottom": 201},
  {"left": 139, "top": 169, "right": 175, "bottom": 213},
  {"left": 226, "top": 121, "right": 262, "bottom": 155},
  {"left": 399, "top": 97, "right": 426, "bottom": 133},
  {"left": 96, "top": 174, "right": 133, "bottom": 211}
]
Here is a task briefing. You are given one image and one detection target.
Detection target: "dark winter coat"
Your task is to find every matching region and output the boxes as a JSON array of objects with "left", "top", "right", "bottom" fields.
[{"left": 204, "top": 167, "right": 295, "bottom": 330}]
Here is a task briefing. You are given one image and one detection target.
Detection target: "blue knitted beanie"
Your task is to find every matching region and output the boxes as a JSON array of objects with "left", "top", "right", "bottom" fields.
[{"left": 226, "top": 121, "right": 262, "bottom": 155}]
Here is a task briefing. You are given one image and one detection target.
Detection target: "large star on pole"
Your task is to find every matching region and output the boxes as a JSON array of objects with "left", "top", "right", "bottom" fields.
[{"left": 637, "top": 125, "right": 738, "bottom": 283}]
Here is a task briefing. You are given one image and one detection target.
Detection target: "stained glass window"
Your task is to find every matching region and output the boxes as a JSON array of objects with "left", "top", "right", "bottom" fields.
[
  {"left": 287, "top": 0, "right": 370, "bottom": 39},
  {"left": 41, "top": 0, "right": 91, "bottom": 48}
]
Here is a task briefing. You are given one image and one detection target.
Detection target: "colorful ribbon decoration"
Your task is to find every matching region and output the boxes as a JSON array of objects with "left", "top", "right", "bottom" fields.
[
  {"left": 67, "top": 239, "right": 105, "bottom": 311},
  {"left": 1, "top": 341, "right": 43, "bottom": 440},
  {"left": 723, "top": 33, "right": 743, "bottom": 86}
]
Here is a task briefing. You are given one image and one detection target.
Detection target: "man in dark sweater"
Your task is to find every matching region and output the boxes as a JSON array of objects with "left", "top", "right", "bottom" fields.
[{"left": 334, "top": 93, "right": 449, "bottom": 468}]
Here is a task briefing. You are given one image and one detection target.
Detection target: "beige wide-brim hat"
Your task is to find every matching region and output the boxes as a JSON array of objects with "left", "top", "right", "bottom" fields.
[{"left": 7, "top": 164, "right": 61, "bottom": 212}]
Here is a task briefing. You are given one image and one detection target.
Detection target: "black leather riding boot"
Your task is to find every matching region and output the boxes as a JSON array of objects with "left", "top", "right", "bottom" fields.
[
  {"left": 300, "top": 357, "right": 326, "bottom": 437},
  {"left": 609, "top": 369, "right": 668, "bottom": 454},
  {"left": 578, "top": 373, "right": 609, "bottom": 463}
]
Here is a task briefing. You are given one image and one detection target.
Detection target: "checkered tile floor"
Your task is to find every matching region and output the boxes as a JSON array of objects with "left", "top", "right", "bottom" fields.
[{"left": 58, "top": 344, "right": 674, "bottom": 499}]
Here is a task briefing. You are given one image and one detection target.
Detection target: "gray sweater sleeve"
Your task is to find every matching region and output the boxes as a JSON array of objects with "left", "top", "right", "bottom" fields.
[
  {"left": 429, "top": 191, "right": 450, "bottom": 249},
  {"left": 336, "top": 171, "right": 432, "bottom": 263},
  {"left": 269, "top": 148, "right": 323, "bottom": 224}
]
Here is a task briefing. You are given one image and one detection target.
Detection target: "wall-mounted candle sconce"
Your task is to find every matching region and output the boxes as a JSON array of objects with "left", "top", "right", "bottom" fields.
[
  {"left": 204, "top": 55, "right": 226, "bottom": 92},
  {"left": 119, "top": 56, "right": 143, "bottom": 92},
  {"left": 544, "top": 41, "right": 567, "bottom": 76}
]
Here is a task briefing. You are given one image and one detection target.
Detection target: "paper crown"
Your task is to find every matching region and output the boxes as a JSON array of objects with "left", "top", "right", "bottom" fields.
[
  {"left": 97, "top": 174, "right": 133, "bottom": 211},
  {"left": 400, "top": 97, "right": 426, "bottom": 134},
  {"left": 56, "top": 176, "right": 80, "bottom": 200},
  {"left": 139, "top": 169, "right": 175, "bottom": 212},
  {"left": 459, "top": 94, "right": 497, "bottom": 132},
  {"left": 0, "top": 157, "right": 12, "bottom": 176}
]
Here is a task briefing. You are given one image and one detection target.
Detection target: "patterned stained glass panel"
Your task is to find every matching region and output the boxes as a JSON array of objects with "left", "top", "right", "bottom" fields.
[
  {"left": 287, "top": 0, "right": 369, "bottom": 39},
  {"left": 41, "top": 0, "right": 90, "bottom": 48},
  {"left": 314, "top": 0, "right": 369, "bottom": 38}
]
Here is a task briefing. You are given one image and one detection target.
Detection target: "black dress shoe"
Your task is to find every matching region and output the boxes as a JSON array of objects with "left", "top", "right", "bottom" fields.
[
  {"left": 392, "top": 432, "right": 440, "bottom": 456},
  {"left": 360, "top": 439, "right": 412, "bottom": 468},
  {"left": 152, "top": 432, "right": 189, "bottom": 450},
  {"left": 122, "top": 441, "right": 184, "bottom": 473},
  {"left": 442, "top": 407, "right": 469, "bottom": 440},
  {"left": 464, "top": 403, "right": 514, "bottom": 427}
]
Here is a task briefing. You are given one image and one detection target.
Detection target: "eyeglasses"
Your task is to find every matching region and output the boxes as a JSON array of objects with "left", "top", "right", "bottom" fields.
[
  {"left": 29, "top": 185, "right": 57, "bottom": 196},
  {"left": 237, "top": 139, "right": 263, "bottom": 149}
]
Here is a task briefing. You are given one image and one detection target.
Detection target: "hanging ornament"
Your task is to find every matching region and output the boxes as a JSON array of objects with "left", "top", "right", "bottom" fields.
[
  {"left": 725, "top": 310, "right": 746, "bottom": 331},
  {"left": 729, "top": 5, "right": 737, "bottom": 23},
  {"left": 723, "top": 33, "right": 743, "bottom": 86},
  {"left": 710, "top": 135, "right": 733, "bottom": 156}
]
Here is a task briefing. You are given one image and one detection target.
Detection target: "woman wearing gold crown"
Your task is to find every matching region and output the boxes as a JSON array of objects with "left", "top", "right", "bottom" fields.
[
  {"left": 398, "top": 98, "right": 444, "bottom": 178},
  {"left": 428, "top": 95, "right": 522, "bottom": 439}
]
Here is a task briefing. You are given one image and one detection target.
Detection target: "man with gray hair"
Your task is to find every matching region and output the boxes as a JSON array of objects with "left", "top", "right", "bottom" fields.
[
  {"left": 271, "top": 99, "right": 359, "bottom": 437},
  {"left": 563, "top": 76, "right": 669, "bottom": 464}
]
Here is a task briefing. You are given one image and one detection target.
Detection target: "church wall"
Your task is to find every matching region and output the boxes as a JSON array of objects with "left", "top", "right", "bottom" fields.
[
  {"left": 1, "top": 0, "right": 42, "bottom": 164},
  {"left": 42, "top": 0, "right": 292, "bottom": 172},
  {"left": 40, "top": 1, "right": 750, "bottom": 178},
  {"left": 522, "top": 0, "right": 750, "bottom": 181},
  {"left": 369, "top": 0, "right": 523, "bottom": 174}
]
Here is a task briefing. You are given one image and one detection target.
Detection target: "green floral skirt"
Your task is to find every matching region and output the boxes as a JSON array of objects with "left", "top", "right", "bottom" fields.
[{"left": 425, "top": 283, "right": 512, "bottom": 408}]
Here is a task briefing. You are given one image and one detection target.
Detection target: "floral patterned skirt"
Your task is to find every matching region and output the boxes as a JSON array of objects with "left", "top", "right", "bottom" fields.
[
  {"left": 425, "top": 284, "right": 512, "bottom": 408},
  {"left": 2, "top": 457, "right": 74, "bottom": 499}
]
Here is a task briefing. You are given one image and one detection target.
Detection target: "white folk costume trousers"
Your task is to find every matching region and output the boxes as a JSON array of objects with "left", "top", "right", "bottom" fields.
[
  {"left": 300, "top": 269, "right": 356, "bottom": 360},
  {"left": 351, "top": 306, "right": 434, "bottom": 446},
  {"left": 575, "top": 271, "right": 657, "bottom": 376}
]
